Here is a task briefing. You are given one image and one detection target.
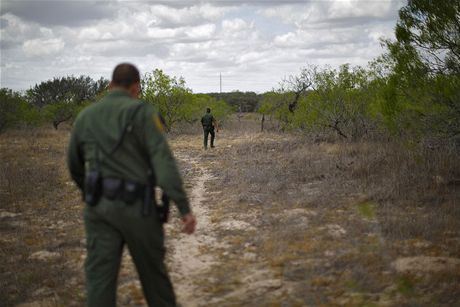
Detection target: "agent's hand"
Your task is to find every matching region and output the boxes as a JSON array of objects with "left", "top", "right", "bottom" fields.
[{"left": 181, "top": 213, "right": 196, "bottom": 234}]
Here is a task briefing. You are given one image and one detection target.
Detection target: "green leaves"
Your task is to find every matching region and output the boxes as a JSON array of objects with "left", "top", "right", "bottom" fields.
[
  {"left": 392, "top": 0, "right": 460, "bottom": 74},
  {"left": 141, "top": 69, "right": 193, "bottom": 131},
  {"left": 141, "top": 69, "right": 232, "bottom": 131},
  {"left": 26, "top": 76, "right": 109, "bottom": 108}
]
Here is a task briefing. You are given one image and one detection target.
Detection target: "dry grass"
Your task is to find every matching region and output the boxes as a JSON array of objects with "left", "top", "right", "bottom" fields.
[
  {"left": 1, "top": 115, "right": 459, "bottom": 306},
  {"left": 192, "top": 117, "right": 460, "bottom": 305},
  {"left": 0, "top": 127, "right": 85, "bottom": 306}
]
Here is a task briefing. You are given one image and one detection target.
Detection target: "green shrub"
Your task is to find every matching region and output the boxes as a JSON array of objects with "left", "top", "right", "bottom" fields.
[{"left": 0, "top": 88, "right": 42, "bottom": 131}]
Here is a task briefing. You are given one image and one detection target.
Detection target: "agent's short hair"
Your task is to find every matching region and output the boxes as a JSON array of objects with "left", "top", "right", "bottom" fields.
[
  {"left": 206, "top": 108, "right": 211, "bottom": 113},
  {"left": 111, "top": 63, "right": 140, "bottom": 88}
]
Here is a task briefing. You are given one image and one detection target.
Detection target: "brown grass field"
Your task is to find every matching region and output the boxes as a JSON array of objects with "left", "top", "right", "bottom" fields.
[{"left": 1, "top": 114, "right": 459, "bottom": 306}]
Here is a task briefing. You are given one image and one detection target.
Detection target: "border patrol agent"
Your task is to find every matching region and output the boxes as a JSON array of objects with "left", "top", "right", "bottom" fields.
[
  {"left": 200, "top": 108, "right": 218, "bottom": 149},
  {"left": 67, "top": 63, "right": 196, "bottom": 307}
]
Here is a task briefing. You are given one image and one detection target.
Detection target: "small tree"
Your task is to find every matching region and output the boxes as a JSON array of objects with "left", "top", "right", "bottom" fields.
[
  {"left": 392, "top": 0, "right": 460, "bottom": 74},
  {"left": 25, "top": 75, "right": 109, "bottom": 129},
  {"left": 258, "top": 91, "right": 293, "bottom": 131},
  {"left": 293, "top": 64, "right": 372, "bottom": 139},
  {"left": 277, "top": 65, "right": 316, "bottom": 113},
  {"left": 0, "top": 89, "right": 42, "bottom": 131},
  {"left": 182, "top": 94, "right": 233, "bottom": 125},
  {"left": 255, "top": 66, "right": 316, "bottom": 132},
  {"left": 27, "top": 76, "right": 108, "bottom": 108},
  {"left": 379, "top": 0, "right": 460, "bottom": 140},
  {"left": 141, "top": 69, "right": 193, "bottom": 131}
]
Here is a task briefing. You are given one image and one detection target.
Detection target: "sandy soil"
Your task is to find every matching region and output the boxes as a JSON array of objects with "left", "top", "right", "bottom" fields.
[{"left": 167, "top": 154, "right": 218, "bottom": 306}]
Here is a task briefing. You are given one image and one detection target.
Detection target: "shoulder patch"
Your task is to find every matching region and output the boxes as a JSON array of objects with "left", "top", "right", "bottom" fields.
[{"left": 152, "top": 114, "right": 165, "bottom": 133}]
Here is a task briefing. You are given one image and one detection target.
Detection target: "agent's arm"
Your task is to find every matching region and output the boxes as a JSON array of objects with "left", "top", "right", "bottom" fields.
[
  {"left": 142, "top": 104, "right": 196, "bottom": 233},
  {"left": 67, "top": 119, "right": 85, "bottom": 190}
]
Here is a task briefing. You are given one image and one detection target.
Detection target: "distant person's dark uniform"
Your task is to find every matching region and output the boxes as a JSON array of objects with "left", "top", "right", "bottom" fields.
[
  {"left": 67, "top": 63, "right": 196, "bottom": 307},
  {"left": 201, "top": 108, "right": 217, "bottom": 149}
]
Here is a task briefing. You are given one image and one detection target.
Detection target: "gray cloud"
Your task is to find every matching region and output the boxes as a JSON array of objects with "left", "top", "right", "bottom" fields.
[
  {"left": 0, "top": 16, "right": 8, "bottom": 28},
  {"left": 1, "top": 0, "right": 117, "bottom": 26}
]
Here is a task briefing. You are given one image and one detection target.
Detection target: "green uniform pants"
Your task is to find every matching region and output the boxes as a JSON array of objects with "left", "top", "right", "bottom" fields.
[
  {"left": 84, "top": 197, "right": 176, "bottom": 307},
  {"left": 203, "top": 127, "right": 215, "bottom": 149}
]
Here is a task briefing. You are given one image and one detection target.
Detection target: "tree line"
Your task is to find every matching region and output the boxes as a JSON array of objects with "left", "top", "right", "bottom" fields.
[
  {"left": 258, "top": 0, "right": 459, "bottom": 144},
  {"left": 1, "top": 0, "right": 458, "bottom": 144},
  {"left": 0, "top": 70, "right": 233, "bottom": 132},
  {"left": 1, "top": 76, "right": 109, "bottom": 131}
]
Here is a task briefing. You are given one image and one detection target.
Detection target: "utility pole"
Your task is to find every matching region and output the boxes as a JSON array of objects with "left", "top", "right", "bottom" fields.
[{"left": 219, "top": 73, "right": 222, "bottom": 93}]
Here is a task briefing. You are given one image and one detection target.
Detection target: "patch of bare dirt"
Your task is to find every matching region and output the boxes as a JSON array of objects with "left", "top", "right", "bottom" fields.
[{"left": 392, "top": 256, "right": 460, "bottom": 273}]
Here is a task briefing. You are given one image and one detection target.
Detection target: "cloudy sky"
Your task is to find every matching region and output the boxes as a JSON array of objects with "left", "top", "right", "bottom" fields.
[{"left": 1, "top": 0, "right": 405, "bottom": 93}]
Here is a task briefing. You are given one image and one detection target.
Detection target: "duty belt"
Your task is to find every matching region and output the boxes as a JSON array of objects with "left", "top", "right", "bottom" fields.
[{"left": 101, "top": 178, "right": 146, "bottom": 204}]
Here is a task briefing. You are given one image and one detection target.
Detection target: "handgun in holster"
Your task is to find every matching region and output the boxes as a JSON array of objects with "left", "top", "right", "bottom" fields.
[
  {"left": 84, "top": 170, "right": 102, "bottom": 206},
  {"left": 157, "top": 193, "right": 170, "bottom": 223},
  {"left": 144, "top": 171, "right": 170, "bottom": 223},
  {"left": 84, "top": 147, "right": 103, "bottom": 206}
]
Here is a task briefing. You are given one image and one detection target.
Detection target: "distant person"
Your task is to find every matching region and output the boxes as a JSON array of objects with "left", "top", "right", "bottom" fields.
[
  {"left": 67, "top": 63, "right": 196, "bottom": 307},
  {"left": 201, "top": 107, "right": 218, "bottom": 149}
]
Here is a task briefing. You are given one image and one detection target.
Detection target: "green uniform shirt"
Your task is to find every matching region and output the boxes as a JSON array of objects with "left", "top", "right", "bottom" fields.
[
  {"left": 67, "top": 90, "right": 191, "bottom": 216},
  {"left": 201, "top": 113, "right": 214, "bottom": 128}
]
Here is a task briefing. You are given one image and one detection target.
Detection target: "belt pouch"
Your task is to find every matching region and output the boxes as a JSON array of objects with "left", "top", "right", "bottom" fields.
[
  {"left": 103, "top": 178, "right": 122, "bottom": 200},
  {"left": 123, "top": 181, "right": 139, "bottom": 204}
]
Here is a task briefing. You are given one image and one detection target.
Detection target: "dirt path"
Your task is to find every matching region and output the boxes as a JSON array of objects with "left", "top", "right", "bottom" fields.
[
  {"left": 166, "top": 153, "right": 219, "bottom": 306},
  {"left": 165, "top": 135, "right": 293, "bottom": 306}
]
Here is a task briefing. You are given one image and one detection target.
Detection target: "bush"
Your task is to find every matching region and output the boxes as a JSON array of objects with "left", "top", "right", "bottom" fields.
[
  {"left": 185, "top": 94, "right": 233, "bottom": 124},
  {"left": 293, "top": 64, "right": 373, "bottom": 139},
  {"left": 142, "top": 69, "right": 233, "bottom": 131},
  {"left": 41, "top": 101, "right": 89, "bottom": 130},
  {"left": 0, "top": 88, "right": 42, "bottom": 131}
]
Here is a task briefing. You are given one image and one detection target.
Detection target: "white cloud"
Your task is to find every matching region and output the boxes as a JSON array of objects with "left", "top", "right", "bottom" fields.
[
  {"left": 259, "top": 0, "right": 404, "bottom": 28},
  {"left": 144, "top": 4, "right": 229, "bottom": 28},
  {"left": 222, "top": 18, "right": 250, "bottom": 31},
  {"left": 78, "top": 28, "right": 101, "bottom": 41},
  {"left": 1, "top": 13, "right": 40, "bottom": 45},
  {"left": 1, "top": 1, "right": 405, "bottom": 92},
  {"left": 23, "top": 38, "right": 65, "bottom": 57},
  {"left": 328, "top": 0, "right": 401, "bottom": 20},
  {"left": 185, "top": 23, "right": 216, "bottom": 40}
]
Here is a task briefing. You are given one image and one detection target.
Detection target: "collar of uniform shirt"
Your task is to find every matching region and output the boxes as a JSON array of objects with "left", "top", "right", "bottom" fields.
[{"left": 106, "top": 88, "right": 134, "bottom": 99}]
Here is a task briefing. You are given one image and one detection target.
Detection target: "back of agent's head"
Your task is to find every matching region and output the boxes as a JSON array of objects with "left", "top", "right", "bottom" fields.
[
  {"left": 206, "top": 108, "right": 211, "bottom": 113},
  {"left": 111, "top": 63, "right": 140, "bottom": 88}
]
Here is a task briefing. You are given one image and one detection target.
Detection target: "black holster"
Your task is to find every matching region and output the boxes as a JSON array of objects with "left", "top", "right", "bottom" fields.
[
  {"left": 157, "top": 193, "right": 170, "bottom": 223},
  {"left": 142, "top": 186, "right": 170, "bottom": 223},
  {"left": 84, "top": 170, "right": 102, "bottom": 206}
]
